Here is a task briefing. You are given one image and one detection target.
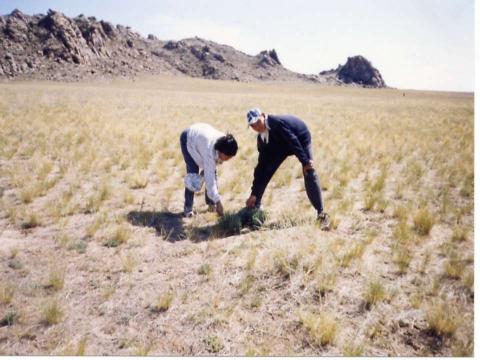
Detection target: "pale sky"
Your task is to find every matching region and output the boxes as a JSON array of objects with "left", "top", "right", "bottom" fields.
[{"left": 2, "top": 0, "right": 475, "bottom": 91}]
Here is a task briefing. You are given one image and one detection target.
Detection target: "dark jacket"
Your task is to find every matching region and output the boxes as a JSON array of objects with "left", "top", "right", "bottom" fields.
[{"left": 251, "top": 114, "right": 312, "bottom": 199}]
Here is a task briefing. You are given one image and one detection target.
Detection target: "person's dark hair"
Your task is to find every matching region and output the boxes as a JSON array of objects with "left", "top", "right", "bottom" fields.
[{"left": 215, "top": 133, "right": 238, "bottom": 156}]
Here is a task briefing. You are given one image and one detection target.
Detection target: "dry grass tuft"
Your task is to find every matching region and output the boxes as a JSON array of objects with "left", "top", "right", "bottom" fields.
[
  {"left": 55, "top": 232, "right": 71, "bottom": 248},
  {"left": 0, "top": 284, "right": 15, "bottom": 305},
  {"left": 151, "top": 292, "right": 174, "bottom": 313},
  {"left": 443, "top": 254, "right": 464, "bottom": 280},
  {"left": 45, "top": 267, "right": 66, "bottom": 291},
  {"left": 103, "top": 224, "right": 131, "bottom": 247},
  {"left": 393, "top": 220, "right": 414, "bottom": 245},
  {"left": 8, "top": 247, "right": 18, "bottom": 259},
  {"left": 451, "top": 226, "right": 467, "bottom": 242},
  {"left": 86, "top": 213, "right": 107, "bottom": 238},
  {"left": 410, "top": 292, "right": 424, "bottom": 309},
  {"left": 239, "top": 274, "right": 256, "bottom": 296},
  {"left": 272, "top": 249, "right": 299, "bottom": 279},
  {"left": 84, "top": 194, "right": 102, "bottom": 214},
  {"left": 425, "top": 301, "right": 458, "bottom": 337},
  {"left": 462, "top": 271, "right": 474, "bottom": 292},
  {"left": 61, "top": 336, "right": 88, "bottom": 356},
  {"left": 204, "top": 335, "right": 224, "bottom": 353},
  {"left": 133, "top": 340, "right": 153, "bottom": 356},
  {"left": 0, "top": 309, "right": 20, "bottom": 327},
  {"left": 315, "top": 271, "right": 337, "bottom": 296},
  {"left": 343, "top": 341, "right": 364, "bottom": 356},
  {"left": 198, "top": 263, "right": 212, "bottom": 277},
  {"left": 363, "top": 280, "right": 387, "bottom": 308},
  {"left": 76, "top": 337, "right": 88, "bottom": 356},
  {"left": 129, "top": 172, "right": 149, "bottom": 189},
  {"left": 298, "top": 310, "right": 337, "bottom": 347},
  {"left": 19, "top": 210, "right": 41, "bottom": 229},
  {"left": 338, "top": 241, "right": 367, "bottom": 267},
  {"left": 413, "top": 207, "right": 435, "bottom": 236},
  {"left": 120, "top": 252, "right": 138, "bottom": 273},
  {"left": 41, "top": 299, "right": 64, "bottom": 326},
  {"left": 363, "top": 191, "right": 377, "bottom": 211},
  {"left": 393, "top": 205, "right": 408, "bottom": 222},
  {"left": 452, "top": 337, "right": 473, "bottom": 356},
  {"left": 392, "top": 245, "right": 412, "bottom": 274}
]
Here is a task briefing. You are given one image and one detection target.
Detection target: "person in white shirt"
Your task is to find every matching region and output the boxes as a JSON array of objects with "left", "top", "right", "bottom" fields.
[{"left": 180, "top": 123, "right": 238, "bottom": 217}]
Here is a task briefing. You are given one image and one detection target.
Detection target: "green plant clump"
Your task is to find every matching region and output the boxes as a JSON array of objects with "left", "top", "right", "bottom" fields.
[{"left": 217, "top": 208, "right": 267, "bottom": 235}]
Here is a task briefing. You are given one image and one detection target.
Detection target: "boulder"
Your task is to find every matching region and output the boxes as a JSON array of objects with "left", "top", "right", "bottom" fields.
[
  {"left": 116, "top": 24, "right": 127, "bottom": 35},
  {"left": 3, "top": 53, "right": 18, "bottom": 74},
  {"left": 100, "top": 20, "right": 116, "bottom": 37},
  {"left": 213, "top": 53, "right": 225, "bottom": 63},
  {"left": 201, "top": 64, "right": 217, "bottom": 77},
  {"left": 190, "top": 46, "right": 209, "bottom": 61}
]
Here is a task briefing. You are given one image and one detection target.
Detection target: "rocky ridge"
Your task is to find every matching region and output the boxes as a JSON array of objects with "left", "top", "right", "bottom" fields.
[{"left": 0, "top": 9, "right": 386, "bottom": 87}]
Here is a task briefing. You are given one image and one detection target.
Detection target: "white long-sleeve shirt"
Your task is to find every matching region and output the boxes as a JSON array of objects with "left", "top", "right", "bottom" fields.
[{"left": 186, "top": 123, "right": 224, "bottom": 203}]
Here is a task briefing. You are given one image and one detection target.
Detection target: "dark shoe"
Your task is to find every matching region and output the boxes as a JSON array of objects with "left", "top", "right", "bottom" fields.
[
  {"left": 317, "top": 212, "right": 331, "bottom": 231},
  {"left": 183, "top": 210, "right": 194, "bottom": 218}
]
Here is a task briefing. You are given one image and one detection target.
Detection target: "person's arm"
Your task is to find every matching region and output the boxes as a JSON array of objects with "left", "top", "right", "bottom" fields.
[
  {"left": 203, "top": 152, "right": 221, "bottom": 205},
  {"left": 275, "top": 121, "right": 311, "bottom": 166}
]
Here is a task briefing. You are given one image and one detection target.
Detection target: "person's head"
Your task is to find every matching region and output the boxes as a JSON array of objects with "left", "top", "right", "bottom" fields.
[
  {"left": 215, "top": 133, "right": 238, "bottom": 161},
  {"left": 246, "top": 108, "right": 267, "bottom": 133}
]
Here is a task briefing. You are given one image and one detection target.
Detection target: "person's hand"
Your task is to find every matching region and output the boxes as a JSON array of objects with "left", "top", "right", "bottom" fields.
[
  {"left": 303, "top": 161, "right": 314, "bottom": 175},
  {"left": 246, "top": 195, "right": 257, "bottom": 209},
  {"left": 216, "top": 201, "right": 224, "bottom": 217}
]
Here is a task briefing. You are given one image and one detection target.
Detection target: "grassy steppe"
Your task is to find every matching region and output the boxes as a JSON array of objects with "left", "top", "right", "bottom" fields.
[{"left": 0, "top": 76, "right": 473, "bottom": 355}]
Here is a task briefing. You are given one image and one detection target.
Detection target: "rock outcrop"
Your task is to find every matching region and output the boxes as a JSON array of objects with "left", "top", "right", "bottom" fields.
[
  {"left": 336, "top": 55, "right": 386, "bottom": 87},
  {"left": 0, "top": 9, "right": 165, "bottom": 80},
  {"left": 257, "top": 49, "right": 281, "bottom": 67},
  {"left": 0, "top": 9, "right": 387, "bottom": 87}
]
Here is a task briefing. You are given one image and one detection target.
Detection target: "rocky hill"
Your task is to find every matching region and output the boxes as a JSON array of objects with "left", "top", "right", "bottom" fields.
[{"left": 0, "top": 9, "right": 386, "bottom": 87}]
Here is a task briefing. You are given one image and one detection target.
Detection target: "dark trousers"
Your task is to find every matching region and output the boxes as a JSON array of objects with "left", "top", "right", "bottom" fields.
[
  {"left": 180, "top": 130, "right": 215, "bottom": 213},
  {"left": 256, "top": 144, "right": 324, "bottom": 214}
]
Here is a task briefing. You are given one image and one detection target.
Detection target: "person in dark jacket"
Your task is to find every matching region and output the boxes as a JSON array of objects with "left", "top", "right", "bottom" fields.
[{"left": 245, "top": 108, "right": 330, "bottom": 230}]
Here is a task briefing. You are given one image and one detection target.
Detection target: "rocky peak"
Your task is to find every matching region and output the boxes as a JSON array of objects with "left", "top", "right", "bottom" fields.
[
  {"left": 4, "top": 9, "right": 29, "bottom": 42},
  {"left": 38, "top": 9, "right": 93, "bottom": 64},
  {"left": 74, "top": 14, "right": 109, "bottom": 54},
  {"left": 336, "top": 55, "right": 386, "bottom": 87},
  {"left": 99, "top": 20, "right": 116, "bottom": 38},
  {"left": 257, "top": 49, "right": 281, "bottom": 67},
  {"left": 163, "top": 40, "right": 186, "bottom": 50},
  {"left": 9, "top": 8, "right": 27, "bottom": 20}
]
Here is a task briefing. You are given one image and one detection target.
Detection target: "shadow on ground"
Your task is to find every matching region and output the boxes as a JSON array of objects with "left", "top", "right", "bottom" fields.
[
  {"left": 127, "top": 210, "right": 300, "bottom": 243},
  {"left": 127, "top": 211, "right": 186, "bottom": 242},
  {"left": 126, "top": 210, "right": 221, "bottom": 243},
  {"left": 186, "top": 223, "right": 243, "bottom": 242}
]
